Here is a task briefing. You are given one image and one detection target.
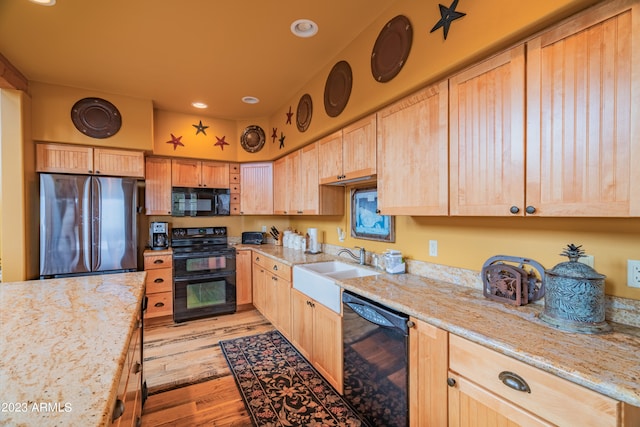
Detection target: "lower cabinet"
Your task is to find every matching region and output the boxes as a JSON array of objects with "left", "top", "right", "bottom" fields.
[
  {"left": 251, "top": 253, "right": 291, "bottom": 339},
  {"left": 290, "top": 288, "right": 343, "bottom": 392},
  {"left": 408, "top": 317, "right": 448, "bottom": 427},
  {"left": 111, "top": 311, "right": 142, "bottom": 426},
  {"left": 447, "top": 334, "right": 640, "bottom": 427},
  {"left": 143, "top": 250, "right": 173, "bottom": 319},
  {"left": 235, "top": 249, "right": 252, "bottom": 307}
]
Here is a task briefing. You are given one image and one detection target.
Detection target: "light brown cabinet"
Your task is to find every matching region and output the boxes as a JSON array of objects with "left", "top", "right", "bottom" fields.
[
  {"left": 290, "top": 288, "right": 343, "bottom": 392},
  {"left": 143, "top": 251, "right": 173, "bottom": 319},
  {"left": 251, "top": 253, "right": 291, "bottom": 338},
  {"left": 229, "top": 163, "right": 241, "bottom": 215},
  {"left": 37, "top": 143, "right": 145, "bottom": 178},
  {"left": 171, "top": 159, "right": 229, "bottom": 188},
  {"left": 144, "top": 157, "right": 172, "bottom": 215},
  {"left": 235, "top": 249, "right": 252, "bottom": 307},
  {"left": 318, "top": 114, "right": 377, "bottom": 185},
  {"left": 526, "top": 0, "right": 640, "bottom": 216},
  {"left": 448, "top": 334, "right": 640, "bottom": 427},
  {"left": 409, "top": 318, "right": 448, "bottom": 427},
  {"left": 240, "top": 162, "right": 273, "bottom": 215},
  {"left": 376, "top": 81, "right": 449, "bottom": 215}
]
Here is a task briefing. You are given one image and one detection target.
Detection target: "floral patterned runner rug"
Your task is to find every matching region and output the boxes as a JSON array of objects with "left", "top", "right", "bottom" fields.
[{"left": 219, "top": 330, "right": 366, "bottom": 426}]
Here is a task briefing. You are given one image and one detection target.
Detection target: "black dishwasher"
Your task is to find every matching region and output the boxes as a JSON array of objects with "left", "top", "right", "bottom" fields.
[{"left": 342, "top": 290, "right": 410, "bottom": 427}]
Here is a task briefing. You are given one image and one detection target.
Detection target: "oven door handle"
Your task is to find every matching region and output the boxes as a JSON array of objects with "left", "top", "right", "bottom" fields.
[{"left": 174, "top": 271, "right": 235, "bottom": 282}]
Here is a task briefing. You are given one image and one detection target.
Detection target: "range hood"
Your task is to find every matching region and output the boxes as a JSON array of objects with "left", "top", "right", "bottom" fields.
[{"left": 324, "top": 174, "right": 377, "bottom": 186}]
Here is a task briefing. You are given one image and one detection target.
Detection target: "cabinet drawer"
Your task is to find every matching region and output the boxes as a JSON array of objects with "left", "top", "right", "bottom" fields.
[
  {"left": 143, "top": 254, "right": 172, "bottom": 270},
  {"left": 145, "top": 292, "right": 173, "bottom": 318},
  {"left": 145, "top": 269, "right": 172, "bottom": 293},
  {"left": 253, "top": 254, "right": 291, "bottom": 281},
  {"left": 230, "top": 173, "right": 240, "bottom": 184},
  {"left": 230, "top": 183, "right": 240, "bottom": 194},
  {"left": 449, "top": 335, "right": 619, "bottom": 427}
]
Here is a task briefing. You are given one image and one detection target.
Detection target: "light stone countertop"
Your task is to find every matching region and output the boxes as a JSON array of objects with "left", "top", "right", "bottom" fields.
[
  {"left": 241, "top": 244, "right": 640, "bottom": 408},
  {"left": 0, "top": 271, "right": 147, "bottom": 427}
]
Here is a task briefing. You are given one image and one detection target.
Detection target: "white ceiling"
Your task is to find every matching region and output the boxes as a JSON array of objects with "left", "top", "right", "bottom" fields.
[{"left": 0, "top": 0, "right": 397, "bottom": 120}]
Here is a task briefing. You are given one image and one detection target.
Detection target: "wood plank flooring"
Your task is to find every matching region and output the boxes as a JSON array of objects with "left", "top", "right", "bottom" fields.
[{"left": 141, "top": 309, "right": 274, "bottom": 426}]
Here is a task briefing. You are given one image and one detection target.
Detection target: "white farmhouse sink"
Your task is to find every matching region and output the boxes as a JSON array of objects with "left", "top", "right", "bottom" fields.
[{"left": 293, "top": 261, "right": 379, "bottom": 314}]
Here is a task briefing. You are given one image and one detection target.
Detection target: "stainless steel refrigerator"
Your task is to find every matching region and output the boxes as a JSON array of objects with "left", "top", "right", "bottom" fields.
[{"left": 39, "top": 173, "right": 138, "bottom": 278}]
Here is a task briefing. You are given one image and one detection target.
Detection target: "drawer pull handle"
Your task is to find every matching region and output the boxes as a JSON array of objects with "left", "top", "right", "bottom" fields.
[
  {"left": 153, "top": 259, "right": 164, "bottom": 264},
  {"left": 154, "top": 302, "right": 165, "bottom": 308},
  {"left": 499, "top": 371, "right": 531, "bottom": 393},
  {"left": 133, "top": 362, "right": 142, "bottom": 374},
  {"left": 154, "top": 278, "right": 164, "bottom": 283},
  {"left": 273, "top": 265, "right": 278, "bottom": 270},
  {"left": 112, "top": 399, "right": 125, "bottom": 421}
]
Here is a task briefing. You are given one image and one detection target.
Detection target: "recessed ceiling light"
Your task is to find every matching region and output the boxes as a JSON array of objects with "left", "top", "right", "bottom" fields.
[
  {"left": 29, "top": 0, "right": 56, "bottom": 5},
  {"left": 291, "top": 19, "right": 318, "bottom": 38},
  {"left": 192, "top": 102, "right": 208, "bottom": 109},
  {"left": 242, "top": 96, "right": 260, "bottom": 104}
]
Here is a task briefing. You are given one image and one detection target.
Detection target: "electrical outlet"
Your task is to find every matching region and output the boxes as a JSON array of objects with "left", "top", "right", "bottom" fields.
[
  {"left": 429, "top": 240, "right": 438, "bottom": 257},
  {"left": 261, "top": 225, "right": 267, "bottom": 232},
  {"left": 579, "top": 255, "right": 594, "bottom": 268},
  {"left": 627, "top": 260, "right": 640, "bottom": 288}
]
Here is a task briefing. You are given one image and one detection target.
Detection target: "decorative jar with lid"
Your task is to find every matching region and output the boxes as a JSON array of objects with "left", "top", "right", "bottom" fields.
[{"left": 540, "top": 244, "right": 611, "bottom": 334}]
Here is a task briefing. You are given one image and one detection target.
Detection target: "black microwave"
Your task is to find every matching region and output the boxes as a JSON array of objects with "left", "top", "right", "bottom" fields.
[{"left": 171, "top": 187, "right": 230, "bottom": 216}]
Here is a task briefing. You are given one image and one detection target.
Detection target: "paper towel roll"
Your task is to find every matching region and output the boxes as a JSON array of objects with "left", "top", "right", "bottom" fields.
[{"left": 307, "top": 228, "right": 319, "bottom": 253}]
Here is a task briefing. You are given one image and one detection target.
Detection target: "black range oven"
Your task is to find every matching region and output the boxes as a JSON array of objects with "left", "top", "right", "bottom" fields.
[{"left": 171, "top": 227, "right": 236, "bottom": 323}]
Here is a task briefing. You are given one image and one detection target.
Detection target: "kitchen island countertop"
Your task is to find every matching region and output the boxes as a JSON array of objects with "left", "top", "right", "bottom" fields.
[
  {"left": 241, "top": 244, "right": 640, "bottom": 408},
  {"left": 0, "top": 271, "right": 146, "bottom": 426}
]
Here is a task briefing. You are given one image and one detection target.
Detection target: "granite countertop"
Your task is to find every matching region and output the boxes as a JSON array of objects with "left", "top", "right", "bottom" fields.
[
  {"left": 242, "top": 244, "right": 640, "bottom": 408},
  {"left": 0, "top": 271, "right": 147, "bottom": 427}
]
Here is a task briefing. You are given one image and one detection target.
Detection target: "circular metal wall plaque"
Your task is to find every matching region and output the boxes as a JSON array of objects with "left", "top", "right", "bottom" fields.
[
  {"left": 371, "top": 15, "right": 413, "bottom": 83},
  {"left": 240, "top": 125, "right": 266, "bottom": 153},
  {"left": 296, "top": 93, "right": 313, "bottom": 132},
  {"left": 324, "top": 60, "right": 352, "bottom": 118},
  {"left": 71, "top": 97, "right": 122, "bottom": 138}
]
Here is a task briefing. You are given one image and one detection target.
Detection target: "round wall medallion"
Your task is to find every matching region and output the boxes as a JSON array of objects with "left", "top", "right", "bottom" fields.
[
  {"left": 296, "top": 93, "right": 313, "bottom": 132},
  {"left": 240, "top": 125, "right": 266, "bottom": 153},
  {"left": 324, "top": 60, "right": 352, "bottom": 117},
  {"left": 71, "top": 97, "right": 122, "bottom": 138},
  {"left": 371, "top": 15, "right": 413, "bottom": 83}
]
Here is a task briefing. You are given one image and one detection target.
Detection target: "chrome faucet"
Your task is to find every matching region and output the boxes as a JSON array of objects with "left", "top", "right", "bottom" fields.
[{"left": 337, "top": 246, "right": 366, "bottom": 265}]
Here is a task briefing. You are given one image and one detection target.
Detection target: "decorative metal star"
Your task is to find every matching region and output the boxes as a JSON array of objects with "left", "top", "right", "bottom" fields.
[
  {"left": 430, "top": 0, "right": 466, "bottom": 40},
  {"left": 166, "top": 133, "right": 184, "bottom": 150},
  {"left": 192, "top": 120, "right": 209, "bottom": 135},
  {"left": 286, "top": 106, "right": 293, "bottom": 124},
  {"left": 271, "top": 127, "right": 278, "bottom": 143},
  {"left": 279, "top": 132, "right": 286, "bottom": 149},
  {"left": 214, "top": 135, "right": 229, "bottom": 150}
]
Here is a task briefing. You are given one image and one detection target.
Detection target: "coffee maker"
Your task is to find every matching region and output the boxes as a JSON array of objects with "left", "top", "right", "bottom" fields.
[{"left": 149, "top": 222, "right": 169, "bottom": 250}]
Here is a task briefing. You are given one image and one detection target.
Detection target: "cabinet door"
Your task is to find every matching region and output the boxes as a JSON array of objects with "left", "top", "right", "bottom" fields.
[
  {"left": 290, "top": 289, "right": 314, "bottom": 360},
  {"left": 527, "top": 0, "right": 640, "bottom": 216},
  {"left": 318, "top": 130, "right": 344, "bottom": 184},
  {"left": 342, "top": 113, "right": 376, "bottom": 181},
  {"left": 240, "top": 162, "right": 273, "bottom": 214},
  {"left": 312, "top": 301, "right": 343, "bottom": 392},
  {"left": 252, "top": 263, "right": 266, "bottom": 314},
  {"left": 36, "top": 143, "right": 93, "bottom": 174},
  {"left": 93, "top": 148, "right": 145, "bottom": 178},
  {"left": 409, "top": 318, "right": 448, "bottom": 427},
  {"left": 273, "top": 156, "right": 289, "bottom": 214},
  {"left": 171, "top": 159, "right": 201, "bottom": 187},
  {"left": 274, "top": 276, "right": 291, "bottom": 339},
  {"left": 200, "top": 161, "right": 229, "bottom": 188},
  {"left": 235, "top": 250, "right": 252, "bottom": 306},
  {"left": 449, "top": 45, "right": 526, "bottom": 216},
  {"left": 288, "top": 151, "right": 303, "bottom": 214},
  {"left": 377, "top": 81, "right": 449, "bottom": 215},
  {"left": 145, "top": 157, "right": 172, "bottom": 215},
  {"left": 300, "top": 143, "right": 320, "bottom": 214}
]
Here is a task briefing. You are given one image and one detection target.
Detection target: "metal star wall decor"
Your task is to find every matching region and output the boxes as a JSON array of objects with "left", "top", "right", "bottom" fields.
[
  {"left": 279, "top": 132, "right": 286, "bottom": 149},
  {"left": 271, "top": 127, "right": 278, "bottom": 143},
  {"left": 192, "top": 120, "right": 209, "bottom": 135},
  {"left": 286, "top": 106, "right": 293, "bottom": 124},
  {"left": 166, "top": 133, "right": 184, "bottom": 150},
  {"left": 214, "top": 135, "right": 229, "bottom": 150},
  {"left": 430, "top": 0, "right": 466, "bottom": 40}
]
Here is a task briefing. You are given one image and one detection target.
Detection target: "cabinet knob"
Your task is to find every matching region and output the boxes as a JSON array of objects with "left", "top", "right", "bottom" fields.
[
  {"left": 509, "top": 206, "right": 520, "bottom": 214},
  {"left": 498, "top": 371, "right": 531, "bottom": 393},
  {"left": 154, "top": 302, "right": 164, "bottom": 308},
  {"left": 375, "top": 209, "right": 381, "bottom": 214},
  {"left": 273, "top": 265, "right": 278, "bottom": 271},
  {"left": 525, "top": 205, "right": 537, "bottom": 214},
  {"left": 133, "top": 362, "right": 142, "bottom": 374},
  {"left": 447, "top": 377, "right": 457, "bottom": 387}
]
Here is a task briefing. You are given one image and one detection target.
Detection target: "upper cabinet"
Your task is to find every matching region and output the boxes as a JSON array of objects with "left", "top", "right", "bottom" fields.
[
  {"left": 377, "top": 81, "right": 449, "bottom": 216},
  {"left": 145, "top": 157, "right": 172, "bottom": 215},
  {"left": 36, "top": 143, "right": 145, "bottom": 178},
  {"left": 449, "top": 45, "right": 526, "bottom": 216},
  {"left": 526, "top": 0, "right": 640, "bottom": 217},
  {"left": 240, "top": 162, "right": 273, "bottom": 215},
  {"left": 318, "top": 114, "right": 377, "bottom": 185},
  {"left": 171, "top": 159, "right": 229, "bottom": 188}
]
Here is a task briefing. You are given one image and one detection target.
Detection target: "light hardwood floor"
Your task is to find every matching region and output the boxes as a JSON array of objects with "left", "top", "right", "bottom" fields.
[{"left": 141, "top": 309, "right": 274, "bottom": 426}]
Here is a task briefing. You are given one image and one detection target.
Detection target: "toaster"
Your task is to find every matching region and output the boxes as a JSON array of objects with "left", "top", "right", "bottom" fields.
[{"left": 242, "top": 231, "right": 264, "bottom": 245}]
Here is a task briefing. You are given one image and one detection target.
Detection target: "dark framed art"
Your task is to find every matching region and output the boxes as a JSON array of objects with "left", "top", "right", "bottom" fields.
[{"left": 350, "top": 187, "right": 395, "bottom": 242}]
